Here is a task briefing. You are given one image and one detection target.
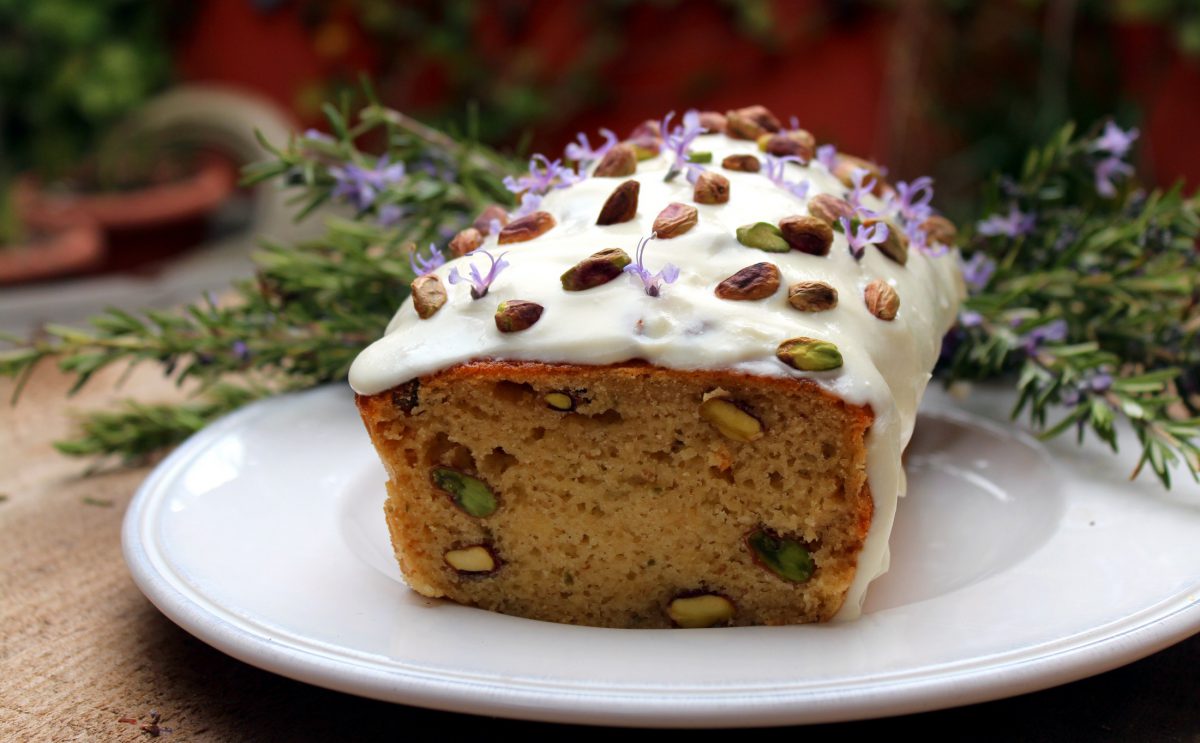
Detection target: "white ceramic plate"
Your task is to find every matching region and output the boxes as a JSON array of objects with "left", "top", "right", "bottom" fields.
[{"left": 122, "top": 384, "right": 1200, "bottom": 727}]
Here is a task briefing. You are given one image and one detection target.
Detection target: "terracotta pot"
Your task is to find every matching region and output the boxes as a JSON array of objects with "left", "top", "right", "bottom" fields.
[
  {"left": 0, "top": 221, "right": 105, "bottom": 286},
  {"left": 15, "top": 154, "right": 237, "bottom": 273}
]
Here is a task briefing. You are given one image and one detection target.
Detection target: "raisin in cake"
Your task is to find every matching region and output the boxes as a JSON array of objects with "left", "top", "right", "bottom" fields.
[{"left": 350, "top": 105, "right": 963, "bottom": 628}]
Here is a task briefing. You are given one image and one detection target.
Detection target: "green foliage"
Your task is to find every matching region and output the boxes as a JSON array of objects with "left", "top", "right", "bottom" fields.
[
  {"left": 0, "top": 0, "right": 170, "bottom": 182},
  {"left": 942, "top": 121, "right": 1200, "bottom": 487}
]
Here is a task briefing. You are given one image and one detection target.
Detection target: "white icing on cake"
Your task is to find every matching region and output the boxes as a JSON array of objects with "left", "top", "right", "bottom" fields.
[{"left": 349, "top": 132, "right": 963, "bottom": 620}]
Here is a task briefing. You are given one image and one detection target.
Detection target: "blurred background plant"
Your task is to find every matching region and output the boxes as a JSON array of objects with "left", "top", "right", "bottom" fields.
[{"left": 0, "top": 0, "right": 170, "bottom": 244}]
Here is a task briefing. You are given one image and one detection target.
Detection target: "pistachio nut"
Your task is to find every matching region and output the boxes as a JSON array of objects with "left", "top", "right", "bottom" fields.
[
  {"left": 776, "top": 337, "right": 844, "bottom": 371},
  {"left": 431, "top": 468, "right": 498, "bottom": 517}
]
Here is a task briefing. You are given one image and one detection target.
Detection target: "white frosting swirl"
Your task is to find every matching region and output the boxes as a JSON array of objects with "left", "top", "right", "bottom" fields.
[{"left": 350, "top": 133, "right": 963, "bottom": 619}]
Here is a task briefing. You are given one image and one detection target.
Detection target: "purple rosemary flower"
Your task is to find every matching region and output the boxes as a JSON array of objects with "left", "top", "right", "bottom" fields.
[
  {"left": 565, "top": 128, "right": 618, "bottom": 164},
  {"left": 503, "top": 154, "right": 583, "bottom": 197},
  {"left": 1019, "top": 318, "right": 1068, "bottom": 354},
  {"left": 302, "top": 128, "right": 334, "bottom": 144},
  {"left": 977, "top": 204, "right": 1036, "bottom": 238},
  {"left": 960, "top": 252, "right": 996, "bottom": 291},
  {"left": 661, "top": 110, "right": 706, "bottom": 183},
  {"left": 839, "top": 216, "right": 889, "bottom": 261},
  {"left": 763, "top": 154, "right": 810, "bottom": 199},
  {"left": 512, "top": 192, "right": 544, "bottom": 218},
  {"left": 1094, "top": 156, "right": 1134, "bottom": 198},
  {"left": 232, "top": 340, "right": 250, "bottom": 362},
  {"left": 624, "top": 233, "right": 680, "bottom": 297},
  {"left": 959, "top": 310, "right": 984, "bottom": 328},
  {"left": 448, "top": 249, "right": 509, "bottom": 300},
  {"left": 410, "top": 243, "right": 446, "bottom": 276},
  {"left": 816, "top": 144, "right": 837, "bottom": 171},
  {"left": 890, "top": 176, "right": 935, "bottom": 225},
  {"left": 846, "top": 167, "right": 877, "bottom": 212},
  {"left": 1062, "top": 370, "right": 1115, "bottom": 406},
  {"left": 377, "top": 204, "right": 406, "bottom": 227},
  {"left": 1092, "top": 121, "right": 1139, "bottom": 159},
  {"left": 329, "top": 155, "right": 407, "bottom": 212}
]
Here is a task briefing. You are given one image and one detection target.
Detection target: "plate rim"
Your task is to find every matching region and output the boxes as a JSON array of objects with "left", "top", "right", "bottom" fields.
[{"left": 121, "top": 385, "right": 1200, "bottom": 728}]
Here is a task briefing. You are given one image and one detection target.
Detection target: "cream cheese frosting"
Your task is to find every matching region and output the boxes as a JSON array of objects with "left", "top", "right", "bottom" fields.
[{"left": 349, "top": 130, "right": 963, "bottom": 620}]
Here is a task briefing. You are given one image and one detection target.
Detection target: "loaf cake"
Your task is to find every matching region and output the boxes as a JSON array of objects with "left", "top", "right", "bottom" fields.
[{"left": 350, "top": 106, "right": 963, "bottom": 628}]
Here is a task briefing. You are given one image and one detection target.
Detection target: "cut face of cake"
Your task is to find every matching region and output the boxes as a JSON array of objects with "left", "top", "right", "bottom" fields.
[{"left": 350, "top": 105, "right": 963, "bottom": 627}]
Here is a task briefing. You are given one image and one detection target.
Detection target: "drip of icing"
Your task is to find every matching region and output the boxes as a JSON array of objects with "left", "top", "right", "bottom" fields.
[{"left": 349, "top": 133, "right": 964, "bottom": 620}]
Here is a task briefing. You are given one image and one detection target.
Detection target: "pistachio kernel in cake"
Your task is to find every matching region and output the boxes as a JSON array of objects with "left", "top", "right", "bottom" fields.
[
  {"left": 430, "top": 468, "right": 498, "bottom": 518},
  {"left": 746, "top": 528, "right": 816, "bottom": 583},
  {"left": 495, "top": 300, "right": 544, "bottom": 333},
  {"left": 472, "top": 204, "right": 509, "bottom": 235},
  {"left": 777, "top": 337, "right": 844, "bottom": 372},
  {"left": 448, "top": 227, "right": 484, "bottom": 256},
  {"left": 411, "top": 275, "right": 448, "bottom": 319},
  {"left": 667, "top": 593, "right": 737, "bottom": 628},
  {"left": 699, "top": 397, "right": 764, "bottom": 442},
  {"left": 787, "top": 280, "right": 838, "bottom": 312},
  {"left": 444, "top": 544, "right": 500, "bottom": 574},
  {"left": 498, "top": 211, "right": 556, "bottom": 245},
  {"left": 594, "top": 143, "right": 638, "bottom": 177},
  {"left": 778, "top": 215, "right": 833, "bottom": 255},
  {"left": 686, "top": 151, "right": 713, "bottom": 164},
  {"left": 721, "top": 153, "right": 761, "bottom": 173},
  {"left": 544, "top": 391, "right": 575, "bottom": 411},
  {"left": 865, "top": 279, "right": 900, "bottom": 321},
  {"left": 864, "top": 217, "right": 909, "bottom": 265},
  {"left": 714, "top": 262, "right": 780, "bottom": 301},
  {"left": 693, "top": 171, "right": 730, "bottom": 204},
  {"left": 806, "top": 193, "right": 855, "bottom": 226},
  {"left": 652, "top": 202, "right": 699, "bottom": 239},
  {"left": 596, "top": 180, "right": 640, "bottom": 225},
  {"left": 725, "top": 104, "right": 781, "bottom": 140},
  {"left": 736, "top": 222, "right": 789, "bottom": 253},
  {"left": 561, "top": 248, "right": 632, "bottom": 291}
]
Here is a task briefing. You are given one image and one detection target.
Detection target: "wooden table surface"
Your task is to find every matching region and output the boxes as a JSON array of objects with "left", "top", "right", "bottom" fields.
[{"left": 2, "top": 363, "right": 1198, "bottom": 741}]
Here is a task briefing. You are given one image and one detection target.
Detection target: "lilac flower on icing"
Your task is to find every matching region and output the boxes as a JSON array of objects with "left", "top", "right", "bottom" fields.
[
  {"left": 763, "top": 154, "right": 810, "bottom": 199},
  {"left": 448, "top": 249, "right": 509, "bottom": 300},
  {"left": 1092, "top": 121, "right": 1139, "bottom": 159},
  {"left": 839, "top": 216, "right": 889, "bottom": 261},
  {"left": 977, "top": 204, "right": 1036, "bottom": 238},
  {"left": 846, "top": 167, "right": 877, "bottom": 213},
  {"left": 503, "top": 154, "right": 583, "bottom": 198},
  {"left": 1019, "top": 318, "right": 1068, "bottom": 354},
  {"left": 512, "top": 192, "right": 544, "bottom": 218},
  {"left": 890, "top": 176, "right": 935, "bottom": 225},
  {"left": 960, "top": 252, "right": 996, "bottom": 291},
  {"left": 816, "top": 144, "right": 837, "bottom": 171},
  {"left": 624, "top": 233, "right": 679, "bottom": 297},
  {"left": 565, "top": 128, "right": 618, "bottom": 165},
  {"left": 661, "top": 110, "right": 706, "bottom": 183},
  {"left": 329, "top": 155, "right": 406, "bottom": 211},
  {"left": 1094, "top": 156, "right": 1133, "bottom": 198},
  {"left": 410, "top": 243, "right": 446, "bottom": 277}
]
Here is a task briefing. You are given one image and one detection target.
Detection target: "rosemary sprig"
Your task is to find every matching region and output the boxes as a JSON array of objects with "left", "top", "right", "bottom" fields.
[{"left": 941, "top": 121, "right": 1200, "bottom": 486}]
